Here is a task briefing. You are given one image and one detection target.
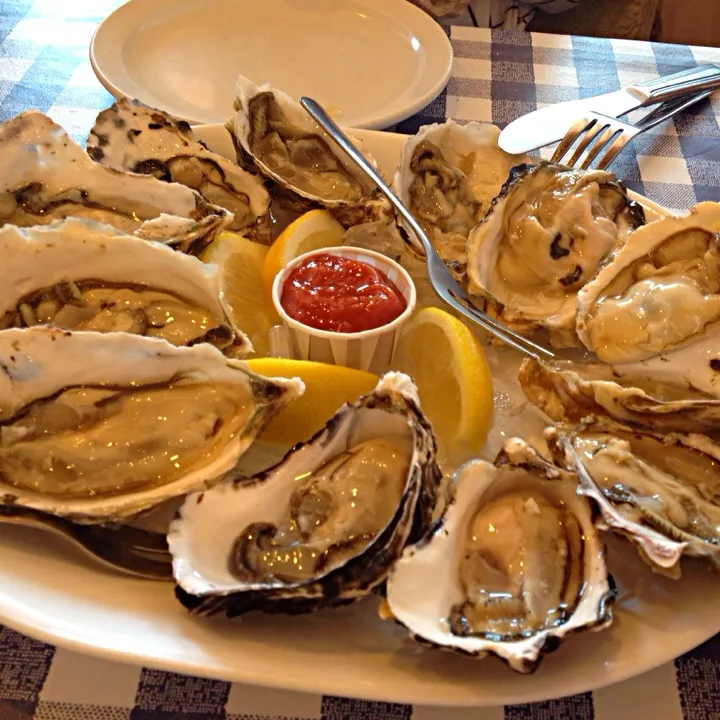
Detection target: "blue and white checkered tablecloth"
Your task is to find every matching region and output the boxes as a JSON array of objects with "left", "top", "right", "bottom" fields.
[{"left": 0, "top": 1, "right": 718, "bottom": 719}]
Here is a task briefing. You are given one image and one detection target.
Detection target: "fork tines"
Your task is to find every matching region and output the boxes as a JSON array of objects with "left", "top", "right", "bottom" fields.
[{"left": 552, "top": 113, "right": 634, "bottom": 171}]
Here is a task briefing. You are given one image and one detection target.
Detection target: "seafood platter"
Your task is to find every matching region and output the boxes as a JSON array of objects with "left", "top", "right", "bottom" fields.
[{"left": 0, "top": 73, "right": 718, "bottom": 701}]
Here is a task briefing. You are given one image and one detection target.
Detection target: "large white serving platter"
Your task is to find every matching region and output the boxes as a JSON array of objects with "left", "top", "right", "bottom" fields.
[
  {"left": 0, "top": 125, "right": 716, "bottom": 707},
  {"left": 89, "top": 0, "right": 453, "bottom": 128}
]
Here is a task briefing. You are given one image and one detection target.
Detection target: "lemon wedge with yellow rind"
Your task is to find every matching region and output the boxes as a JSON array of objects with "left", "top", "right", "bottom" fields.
[
  {"left": 393, "top": 307, "right": 494, "bottom": 467},
  {"left": 245, "top": 358, "right": 378, "bottom": 447},
  {"left": 200, "top": 231, "right": 274, "bottom": 357},
  {"left": 261, "top": 209, "right": 345, "bottom": 307}
]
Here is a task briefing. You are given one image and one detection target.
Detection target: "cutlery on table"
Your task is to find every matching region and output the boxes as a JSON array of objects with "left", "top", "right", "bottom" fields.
[
  {"left": 552, "top": 88, "right": 715, "bottom": 170},
  {"left": 498, "top": 64, "right": 720, "bottom": 154},
  {"left": 0, "top": 506, "right": 172, "bottom": 579},
  {"left": 300, "top": 97, "right": 555, "bottom": 362}
]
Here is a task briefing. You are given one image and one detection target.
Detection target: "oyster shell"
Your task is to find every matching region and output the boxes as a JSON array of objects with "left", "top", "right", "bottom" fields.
[
  {"left": 547, "top": 420, "right": 720, "bottom": 577},
  {"left": 87, "top": 99, "right": 272, "bottom": 241},
  {"left": 518, "top": 333, "right": 720, "bottom": 437},
  {"left": 229, "top": 76, "right": 387, "bottom": 225},
  {"left": 170, "top": 372, "right": 441, "bottom": 616},
  {"left": 576, "top": 202, "right": 720, "bottom": 363},
  {"left": 0, "top": 111, "right": 232, "bottom": 255},
  {"left": 384, "top": 438, "right": 615, "bottom": 673},
  {"left": 0, "top": 327, "right": 303, "bottom": 523},
  {"left": 394, "top": 120, "right": 527, "bottom": 275},
  {"left": 467, "top": 163, "right": 645, "bottom": 346},
  {"left": 0, "top": 218, "right": 251, "bottom": 357}
]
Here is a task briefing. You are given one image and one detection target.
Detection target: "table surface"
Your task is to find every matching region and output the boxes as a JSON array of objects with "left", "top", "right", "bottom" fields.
[{"left": 0, "top": 1, "right": 718, "bottom": 719}]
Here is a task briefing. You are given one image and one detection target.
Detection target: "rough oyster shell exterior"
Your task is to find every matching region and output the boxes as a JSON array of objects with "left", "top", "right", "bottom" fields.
[
  {"left": 0, "top": 111, "right": 232, "bottom": 255},
  {"left": 384, "top": 438, "right": 615, "bottom": 673},
  {"left": 518, "top": 340, "right": 720, "bottom": 437},
  {"left": 466, "top": 162, "right": 645, "bottom": 346},
  {"left": 0, "top": 327, "right": 304, "bottom": 523},
  {"left": 576, "top": 201, "right": 720, "bottom": 363},
  {"left": 0, "top": 218, "right": 252, "bottom": 356},
  {"left": 394, "top": 120, "right": 527, "bottom": 277},
  {"left": 229, "top": 75, "right": 389, "bottom": 226},
  {"left": 547, "top": 420, "right": 720, "bottom": 577},
  {"left": 87, "top": 98, "right": 272, "bottom": 241},
  {"left": 170, "top": 372, "right": 441, "bottom": 616}
]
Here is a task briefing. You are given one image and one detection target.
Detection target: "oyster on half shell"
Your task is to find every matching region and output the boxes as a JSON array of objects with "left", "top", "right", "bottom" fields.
[
  {"left": 547, "top": 420, "right": 720, "bottom": 577},
  {"left": 576, "top": 201, "right": 720, "bottom": 363},
  {"left": 384, "top": 438, "right": 615, "bottom": 673},
  {"left": 87, "top": 99, "right": 272, "bottom": 241},
  {"left": 229, "top": 76, "right": 388, "bottom": 226},
  {"left": 0, "top": 327, "right": 303, "bottom": 523},
  {"left": 0, "top": 111, "right": 232, "bottom": 255},
  {"left": 0, "top": 218, "right": 251, "bottom": 357},
  {"left": 467, "top": 163, "right": 645, "bottom": 346},
  {"left": 170, "top": 372, "right": 441, "bottom": 616},
  {"left": 518, "top": 327, "right": 720, "bottom": 438},
  {"left": 394, "top": 120, "right": 527, "bottom": 275}
]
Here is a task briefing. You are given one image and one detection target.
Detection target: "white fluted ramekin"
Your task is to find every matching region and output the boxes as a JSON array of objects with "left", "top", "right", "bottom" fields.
[{"left": 271, "top": 246, "right": 416, "bottom": 374}]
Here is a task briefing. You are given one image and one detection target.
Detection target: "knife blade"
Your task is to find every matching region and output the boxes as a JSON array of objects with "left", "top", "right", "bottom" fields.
[{"left": 498, "top": 64, "right": 720, "bottom": 155}]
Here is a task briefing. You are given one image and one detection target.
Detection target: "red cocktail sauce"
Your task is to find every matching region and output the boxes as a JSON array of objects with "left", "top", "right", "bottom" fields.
[{"left": 280, "top": 253, "right": 407, "bottom": 333}]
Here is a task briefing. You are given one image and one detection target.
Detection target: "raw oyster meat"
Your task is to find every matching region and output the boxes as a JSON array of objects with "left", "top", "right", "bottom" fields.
[
  {"left": 0, "top": 218, "right": 251, "bottom": 357},
  {"left": 518, "top": 332, "right": 720, "bottom": 437},
  {"left": 394, "top": 120, "right": 527, "bottom": 274},
  {"left": 170, "top": 372, "right": 441, "bottom": 616},
  {"left": 384, "top": 438, "right": 614, "bottom": 673},
  {"left": 467, "top": 163, "right": 645, "bottom": 346},
  {"left": 0, "top": 327, "right": 303, "bottom": 523},
  {"left": 87, "top": 99, "right": 271, "bottom": 240},
  {"left": 576, "top": 202, "right": 720, "bottom": 363},
  {"left": 547, "top": 420, "right": 720, "bottom": 577},
  {"left": 0, "top": 111, "right": 232, "bottom": 255},
  {"left": 229, "top": 76, "right": 387, "bottom": 225}
]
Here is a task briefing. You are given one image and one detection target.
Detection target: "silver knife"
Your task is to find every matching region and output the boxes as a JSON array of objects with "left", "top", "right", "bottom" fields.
[{"left": 498, "top": 64, "right": 720, "bottom": 155}]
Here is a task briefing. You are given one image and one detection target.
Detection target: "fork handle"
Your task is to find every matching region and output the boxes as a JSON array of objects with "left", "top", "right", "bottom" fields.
[
  {"left": 636, "top": 88, "right": 715, "bottom": 131},
  {"left": 630, "top": 64, "right": 720, "bottom": 104}
]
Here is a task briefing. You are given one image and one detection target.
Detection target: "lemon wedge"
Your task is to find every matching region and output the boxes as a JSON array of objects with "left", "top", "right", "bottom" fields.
[
  {"left": 201, "top": 232, "right": 273, "bottom": 357},
  {"left": 393, "top": 307, "right": 494, "bottom": 467},
  {"left": 261, "top": 209, "right": 346, "bottom": 307},
  {"left": 246, "top": 358, "right": 378, "bottom": 447}
]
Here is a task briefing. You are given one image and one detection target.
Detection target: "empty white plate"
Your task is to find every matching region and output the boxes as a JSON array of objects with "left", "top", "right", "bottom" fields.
[{"left": 90, "top": 0, "right": 453, "bottom": 128}]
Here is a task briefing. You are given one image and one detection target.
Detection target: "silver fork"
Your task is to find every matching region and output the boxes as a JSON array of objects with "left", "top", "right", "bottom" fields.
[
  {"left": 0, "top": 506, "right": 172, "bottom": 579},
  {"left": 552, "top": 88, "right": 715, "bottom": 170},
  {"left": 300, "top": 98, "right": 555, "bottom": 362}
]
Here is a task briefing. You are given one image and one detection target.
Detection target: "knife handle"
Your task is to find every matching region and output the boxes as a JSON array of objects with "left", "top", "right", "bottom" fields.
[
  {"left": 636, "top": 88, "right": 715, "bottom": 131},
  {"left": 630, "top": 64, "right": 720, "bottom": 105}
]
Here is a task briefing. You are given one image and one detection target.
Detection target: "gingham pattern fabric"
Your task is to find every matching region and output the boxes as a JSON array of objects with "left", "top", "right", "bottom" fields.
[
  {"left": 0, "top": 1, "right": 719, "bottom": 719},
  {"left": 0, "top": 631, "right": 718, "bottom": 720}
]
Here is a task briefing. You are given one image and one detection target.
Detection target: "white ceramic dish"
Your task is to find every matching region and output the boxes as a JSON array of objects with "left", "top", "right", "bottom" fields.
[
  {"left": 0, "top": 126, "right": 716, "bottom": 708},
  {"left": 89, "top": 0, "right": 453, "bottom": 129}
]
